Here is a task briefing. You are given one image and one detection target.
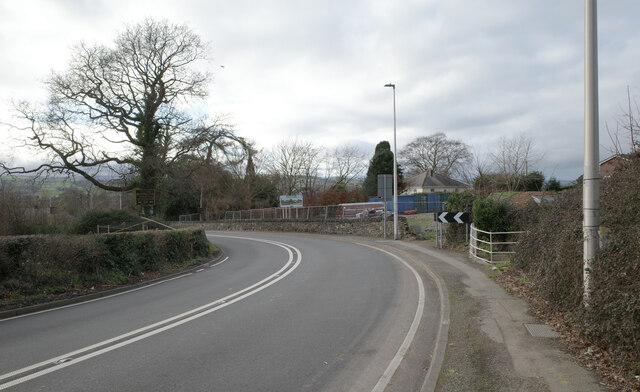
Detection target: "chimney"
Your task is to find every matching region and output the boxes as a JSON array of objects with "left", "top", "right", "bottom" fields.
[{"left": 429, "top": 170, "right": 434, "bottom": 177}]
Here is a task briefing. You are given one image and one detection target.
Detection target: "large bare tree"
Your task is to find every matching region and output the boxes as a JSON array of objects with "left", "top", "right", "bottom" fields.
[
  {"left": 398, "top": 132, "right": 472, "bottom": 178},
  {"left": 324, "top": 145, "right": 367, "bottom": 188},
  {"left": 1, "top": 19, "right": 239, "bottom": 192},
  {"left": 268, "top": 140, "right": 320, "bottom": 195}
]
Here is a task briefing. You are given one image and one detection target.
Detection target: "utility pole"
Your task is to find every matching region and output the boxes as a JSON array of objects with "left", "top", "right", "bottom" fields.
[
  {"left": 583, "top": 0, "right": 600, "bottom": 305},
  {"left": 384, "top": 83, "right": 399, "bottom": 240}
]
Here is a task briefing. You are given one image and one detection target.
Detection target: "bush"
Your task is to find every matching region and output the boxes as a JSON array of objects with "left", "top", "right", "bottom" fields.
[
  {"left": 70, "top": 209, "right": 140, "bottom": 234},
  {"left": 443, "top": 191, "right": 476, "bottom": 245},
  {"left": 513, "top": 154, "right": 640, "bottom": 374},
  {"left": 544, "top": 177, "right": 562, "bottom": 191},
  {"left": 0, "top": 228, "right": 212, "bottom": 300},
  {"left": 472, "top": 196, "right": 515, "bottom": 232},
  {"left": 514, "top": 188, "right": 584, "bottom": 311},
  {"left": 446, "top": 191, "right": 475, "bottom": 213}
]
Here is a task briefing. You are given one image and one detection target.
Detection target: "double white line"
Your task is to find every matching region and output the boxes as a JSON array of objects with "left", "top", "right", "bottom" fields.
[{"left": 0, "top": 236, "right": 302, "bottom": 390}]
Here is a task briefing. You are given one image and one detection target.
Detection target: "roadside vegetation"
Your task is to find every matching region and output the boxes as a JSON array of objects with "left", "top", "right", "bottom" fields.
[
  {"left": 0, "top": 226, "right": 212, "bottom": 310},
  {"left": 509, "top": 154, "right": 640, "bottom": 390},
  {"left": 446, "top": 154, "right": 639, "bottom": 390}
]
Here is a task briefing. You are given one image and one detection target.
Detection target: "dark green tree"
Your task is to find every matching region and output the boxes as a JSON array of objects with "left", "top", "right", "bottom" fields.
[
  {"left": 544, "top": 177, "right": 562, "bottom": 191},
  {"left": 362, "top": 141, "right": 403, "bottom": 197},
  {"left": 521, "top": 171, "right": 545, "bottom": 191}
]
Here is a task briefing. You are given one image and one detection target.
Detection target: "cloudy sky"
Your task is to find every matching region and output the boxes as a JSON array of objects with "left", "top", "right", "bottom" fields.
[{"left": 1, "top": 0, "right": 639, "bottom": 181}]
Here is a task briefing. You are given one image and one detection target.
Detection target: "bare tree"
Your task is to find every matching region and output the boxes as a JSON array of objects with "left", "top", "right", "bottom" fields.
[
  {"left": 490, "top": 134, "right": 540, "bottom": 191},
  {"left": 268, "top": 139, "right": 320, "bottom": 195},
  {"left": 325, "top": 145, "right": 367, "bottom": 188},
  {"left": 399, "top": 132, "right": 472, "bottom": 178},
  {"left": 460, "top": 148, "right": 491, "bottom": 187},
  {"left": 614, "top": 86, "right": 640, "bottom": 154},
  {"left": 1, "top": 19, "right": 229, "bottom": 192},
  {"left": 605, "top": 121, "right": 625, "bottom": 155}
]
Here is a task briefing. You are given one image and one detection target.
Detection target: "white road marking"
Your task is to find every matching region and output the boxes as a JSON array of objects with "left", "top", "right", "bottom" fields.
[
  {"left": 210, "top": 256, "right": 229, "bottom": 267},
  {"left": 0, "top": 237, "right": 302, "bottom": 390},
  {"left": 357, "top": 243, "right": 426, "bottom": 392}
]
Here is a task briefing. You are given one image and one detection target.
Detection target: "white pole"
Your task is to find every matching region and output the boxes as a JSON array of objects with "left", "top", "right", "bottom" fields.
[
  {"left": 583, "top": 0, "right": 600, "bottom": 305},
  {"left": 385, "top": 83, "right": 399, "bottom": 240}
]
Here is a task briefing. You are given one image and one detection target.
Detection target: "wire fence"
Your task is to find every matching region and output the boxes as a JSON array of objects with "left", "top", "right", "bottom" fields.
[
  {"left": 222, "top": 203, "right": 384, "bottom": 221},
  {"left": 177, "top": 194, "right": 451, "bottom": 223},
  {"left": 218, "top": 201, "right": 449, "bottom": 222}
]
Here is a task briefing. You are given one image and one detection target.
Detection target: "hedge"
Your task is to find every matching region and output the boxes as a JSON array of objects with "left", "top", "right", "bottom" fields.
[
  {"left": 0, "top": 228, "right": 211, "bottom": 299},
  {"left": 513, "top": 154, "right": 640, "bottom": 374}
]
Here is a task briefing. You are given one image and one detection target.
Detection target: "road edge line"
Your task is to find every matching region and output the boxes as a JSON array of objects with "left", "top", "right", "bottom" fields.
[{"left": 357, "top": 243, "right": 426, "bottom": 392}]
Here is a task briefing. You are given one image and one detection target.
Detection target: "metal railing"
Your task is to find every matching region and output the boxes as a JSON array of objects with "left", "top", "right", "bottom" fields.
[
  {"left": 179, "top": 213, "right": 202, "bottom": 222},
  {"left": 469, "top": 224, "right": 526, "bottom": 264},
  {"left": 96, "top": 217, "right": 175, "bottom": 233}
]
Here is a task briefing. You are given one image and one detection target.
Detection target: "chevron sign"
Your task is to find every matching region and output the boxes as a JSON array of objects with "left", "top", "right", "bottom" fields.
[{"left": 436, "top": 211, "right": 470, "bottom": 224}]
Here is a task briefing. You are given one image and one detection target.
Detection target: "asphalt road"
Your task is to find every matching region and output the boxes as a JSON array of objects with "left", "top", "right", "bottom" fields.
[{"left": 0, "top": 233, "right": 444, "bottom": 392}]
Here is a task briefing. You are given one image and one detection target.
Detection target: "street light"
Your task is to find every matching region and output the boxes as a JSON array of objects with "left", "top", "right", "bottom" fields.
[
  {"left": 384, "top": 83, "right": 399, "bottom": 240},
  {"left": 583, "top": 0, "right": 600, "bottom": 305}
]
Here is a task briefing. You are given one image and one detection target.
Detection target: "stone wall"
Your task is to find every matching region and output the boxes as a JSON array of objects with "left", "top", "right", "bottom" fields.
[{"left": 176, "top": 218, "right": 411, "bottom": 239}]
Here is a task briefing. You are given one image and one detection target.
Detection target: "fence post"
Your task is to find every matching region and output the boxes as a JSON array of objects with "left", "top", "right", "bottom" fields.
[
  {"left": 469, "top": 225, "right": 473, "bottom": 258},
  {"left": 466, "top": 223, "right": 469, "bottom": 243},
  {"left": 489, "top": 231, "right": 493, "bottom": 263}
]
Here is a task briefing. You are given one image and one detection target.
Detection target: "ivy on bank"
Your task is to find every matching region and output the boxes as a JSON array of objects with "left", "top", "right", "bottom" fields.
[{"left": 0, "top": 228, "right": 211, "bottom": 302}]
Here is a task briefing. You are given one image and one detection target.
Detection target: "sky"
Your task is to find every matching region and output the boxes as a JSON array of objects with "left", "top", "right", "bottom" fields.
[{"left": 1, "top": 0, "right": 640, "bottom": 182}]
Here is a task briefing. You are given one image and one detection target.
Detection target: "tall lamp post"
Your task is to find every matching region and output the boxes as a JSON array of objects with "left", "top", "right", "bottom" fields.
[
  {"left": 384, "top": 83, "right": 399, "bottom": 240},
  {"left": 583, "top": 0, "right": 599, "bottom": 305}
]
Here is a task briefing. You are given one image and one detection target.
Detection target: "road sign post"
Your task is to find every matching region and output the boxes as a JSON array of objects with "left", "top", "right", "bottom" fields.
[
  {"left": 378, "top": 174, "right": 393, "bottom": 240},
  {"left": 436, "top": 211, "right": 470, "bottom": 224},
  {"left": 434, "top": 211, "right": 471, "bottom": 247},
  {"left": 135, "top": 189, "right": 155, "bottom": 215}
]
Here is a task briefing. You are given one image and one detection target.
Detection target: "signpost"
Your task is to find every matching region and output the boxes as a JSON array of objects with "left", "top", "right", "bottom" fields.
[
  {"left": 434, "top": 211, "right": 471, "bottom": 248},
  {"left": 135, "top": 189, "right": 155, "bottom": 215},
  {"left": 279, "top": 195, "right": 303, "bottom": 220},
  {"left": 436, "top": 211, "right": 470, "bottom": 224},
  {"left": 279, "top": 195, "right": 304, "bottom": 208},
  {"left": 378, "top": 174, "right": 393, "bottom": 239}
]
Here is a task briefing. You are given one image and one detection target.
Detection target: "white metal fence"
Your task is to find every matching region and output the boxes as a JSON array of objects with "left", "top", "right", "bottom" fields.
[
  {"left": 179, "top": 213, "right": 202, "bottom": 222},
  {"left": 469, "top": 224, "right": 526, "bottom": 264}
]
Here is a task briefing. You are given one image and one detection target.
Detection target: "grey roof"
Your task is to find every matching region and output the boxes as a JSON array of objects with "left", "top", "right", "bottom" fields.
[{"left": 405, "top": 171, "right": 469, "bottom": 188}]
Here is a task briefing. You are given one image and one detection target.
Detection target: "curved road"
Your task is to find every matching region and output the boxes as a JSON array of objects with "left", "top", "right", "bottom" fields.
[{"left": 0, "top": 233, "right": 444, "bottom": 391}]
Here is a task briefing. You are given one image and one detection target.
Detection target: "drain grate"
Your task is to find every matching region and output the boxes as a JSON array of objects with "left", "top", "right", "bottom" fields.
[{"left": 524, "top": 323, "right": 559, "bottom": 338}]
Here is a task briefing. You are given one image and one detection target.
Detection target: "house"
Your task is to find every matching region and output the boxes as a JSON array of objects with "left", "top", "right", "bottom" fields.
[
  {"left": 402, "top": 170, "right": 470, "bottom": 195},
  {"left": 599, "top": 154, "right": 629, "bottom": 178}
]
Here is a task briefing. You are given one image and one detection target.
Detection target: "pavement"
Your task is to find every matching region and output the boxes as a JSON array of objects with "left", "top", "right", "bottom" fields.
[{"left": 381, "top": 239, "right": 608, "bottom": 392}]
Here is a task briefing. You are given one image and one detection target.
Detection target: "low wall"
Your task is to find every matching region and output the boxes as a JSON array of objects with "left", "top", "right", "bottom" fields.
[{"left": 177, "top": 218, "right": 412, "bottom": 239}]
